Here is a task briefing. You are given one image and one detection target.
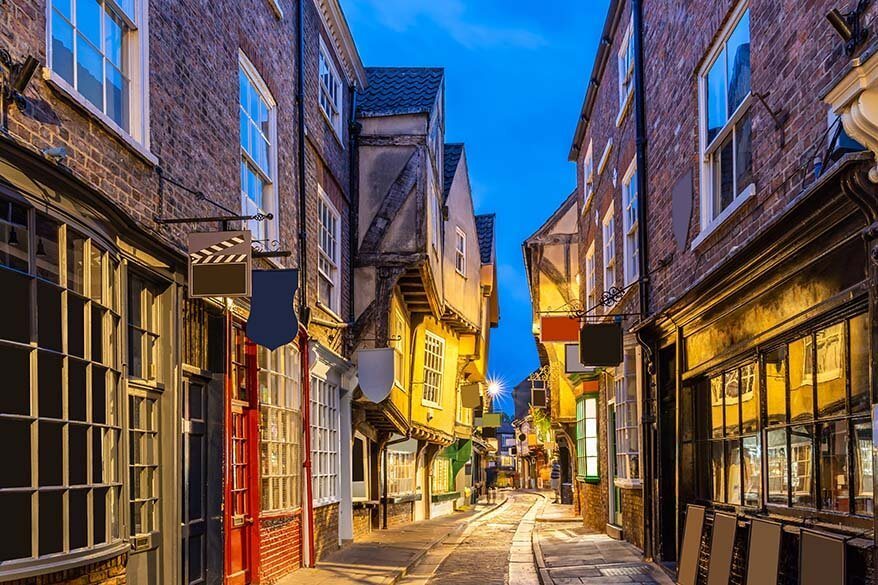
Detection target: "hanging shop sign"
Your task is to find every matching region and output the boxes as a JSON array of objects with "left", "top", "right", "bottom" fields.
[
  {"left": 356, "top": 348, "right": 395, "bottom": 403},
  {"left": 540, "top": 316, "right": 580, "bottom": 342},
  {"left": 482, "top": 413, "right": 503, "bottom": 428},
  {"left": 246, "top": 269, "right": 299, "bottom": 350},
  {"left": 460, "top": 383, "right": 482, "bottom": 409},
  {"left": 564, "top": 343, "right": 596, "bottom": 374},
  {"left": 188, "top": 231, "right": 252, "bottom": 298},
  {"left": 579, "top": 322, "right": 623, "bottom": 367}
]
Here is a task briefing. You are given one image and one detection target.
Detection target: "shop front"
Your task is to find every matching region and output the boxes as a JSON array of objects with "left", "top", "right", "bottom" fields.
[{"left": 641, "top": 155, "right": 877, "bottom": 580}]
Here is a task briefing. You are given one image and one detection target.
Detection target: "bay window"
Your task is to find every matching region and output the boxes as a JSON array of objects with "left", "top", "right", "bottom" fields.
[
  {"left": 698, "top": 3, "right": 752, "bottom": 229},
  {"left": 310, "top": 376, "right": 339, "bottom": 505},
  {"left": 48, "top": 0, "right": 147, "bottom": 142},
  {"left": 239, "top": 53, "right": 278, "bottom": 243},
  {"left": 259, "top": 344, "right": 301, "bottom": 512},
  {"left": 0, "top": 195, "right": 123, "bottom": 573}
]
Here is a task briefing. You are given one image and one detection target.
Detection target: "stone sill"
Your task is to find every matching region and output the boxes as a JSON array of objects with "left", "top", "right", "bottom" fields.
[
  {"left": 383, "top": 493, "right": 422, "bottom": 504},
  {"left": 430, "top": 491, "right": 460, "bottom": 503}
]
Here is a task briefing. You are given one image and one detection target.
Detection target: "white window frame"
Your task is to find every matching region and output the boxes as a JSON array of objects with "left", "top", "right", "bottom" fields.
[
  {"left": 617, "top": 15, "right": 634, "bottom": 125},
  {"left": 259, "top": 344, "right": 302, "bottom": 513},
  {"left": 582, "top": 141, "right": 594, "bottom": 208},
  {"left": 390, "top": 308, "right": 408, "bottom": 390},
  {"left": 622, "top": 160, "right": 639, "bottom": 286},
  {"left": 310, "top": 375, "right": 340, "bottom": 506},
  {"left": 430, "top": 180, "right": 442, "bottom": 256},
  {"left": 613, "top": 347, "right": 641, "bottom": 487},
  {"left": 602, "top": 203, "right": 616, "bottom": 293},
  {"left": 239, "top": 51, "right": 279, "bottom": 244},
  {"left": 585, "top": 242, "right": 597, "bottom": 312},
  {"left": 384, "top": 445, "right": 417, "bottom": 496},
  {"left": 695, "top": 1, "right": 753, "bottom": 244},
  {"left": 317, "top": 189, "right": 341, "bottom": 316},
  {"left": 454, "top": 227, "right": 466, "bottom": 276},
  {"left": 422, "top": 331, "right": 445, "bottom": 407},
  {"left": 351, "top": 432, "right": 370, "bottom": 502},
  {"left": 45, "top": 0, "right": 152, "bottom": 159},
  {"left": 318, "top": 36, "right": 344, "bottom": 139}
]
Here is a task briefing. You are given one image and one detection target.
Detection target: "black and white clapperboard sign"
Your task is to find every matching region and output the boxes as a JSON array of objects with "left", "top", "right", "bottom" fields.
[{"left": 188, "top": 231, "right": 252, "bottom": 298}]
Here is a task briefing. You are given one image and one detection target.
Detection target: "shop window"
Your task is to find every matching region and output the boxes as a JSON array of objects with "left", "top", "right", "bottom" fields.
[
  {"left": 129, "top": 393, "right": 159, "bottom": 536},
  {"left": 259, "top": 344, "right": 302, "bottom": 512},
  {"left": 352, "top": 434, "right": 369, "bottom": 501},
  {"left": 431, "top": 455, "right": 452, "bottom": 494},
  {"left": 128, "top": 274, "right": 161, "bottom": 383},
  {"left": 383, "top": 440, "right": 418, "bottom": 496},
  {"left": 614, "top": 350, "right": 639, "bottom": 482},
  {"left": 576, "top": 393, "right": 599, "bottom": 482},
  {"left": 0, "top": 194, "right": 123, "bottom": 572},
  {"left": 310, "top": 376, "right": 339, "bottom": 505}
]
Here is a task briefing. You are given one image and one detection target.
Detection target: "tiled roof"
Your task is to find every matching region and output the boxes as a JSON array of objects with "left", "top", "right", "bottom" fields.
[
  {"left": 475, "top": 213, "right": 496, "bottom": 265},
  {"left": 442, "top": 143, "right": 463, "bottom": 201},
  {"left": 357, "top": 67, "right": 444, "bottom": 117}
]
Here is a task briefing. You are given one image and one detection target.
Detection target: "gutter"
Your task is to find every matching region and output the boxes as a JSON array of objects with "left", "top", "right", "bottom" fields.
[
  {"left": 297, "top": 0, "right": 316, "bottom": 567},
  {"left": 631, "top": 0, "right": 654, "bottom": 561}
]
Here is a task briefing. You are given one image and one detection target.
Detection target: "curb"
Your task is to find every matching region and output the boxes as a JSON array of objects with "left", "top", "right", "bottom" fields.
[{"left": 380, "top": 495, "right": 511, "bottom": 585}]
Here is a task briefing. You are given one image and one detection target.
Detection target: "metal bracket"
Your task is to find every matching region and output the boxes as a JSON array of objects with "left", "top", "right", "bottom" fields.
[
  {"left": 753, "top": 92, "right": 789, "bottom": 148},
  {"left": 828, "top": 0, "right": 870, "bottom": 55}
]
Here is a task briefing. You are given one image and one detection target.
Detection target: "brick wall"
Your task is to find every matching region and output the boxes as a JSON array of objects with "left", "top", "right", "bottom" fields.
[
  {"left": 258, "top": 512, "right": 302, "bottom": 584},
  {"left": 620, "top": 487, "right": 643, "bottom": 550},
  {"left": 641, "top": 0, "right": 878, "bottom": 314},
  {"left": 5, "top": 553, "right": 127, "bottom": 585},
  {"left": 352, "top": 506, "right": 374, "bottom": 541},
  {"left": 313, "top": 502, "right": 340, "bottom": 561},
  {"left": 385, "top": 501, "right": 415, "bottom": 528},
  {"left": 578, "top": 480, "right": 606, "bottom": 533}
]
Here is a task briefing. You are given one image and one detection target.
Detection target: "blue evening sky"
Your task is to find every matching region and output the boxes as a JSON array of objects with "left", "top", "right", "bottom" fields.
[{"left": 343, "top": 1, "right": 610, "bottom": 414}]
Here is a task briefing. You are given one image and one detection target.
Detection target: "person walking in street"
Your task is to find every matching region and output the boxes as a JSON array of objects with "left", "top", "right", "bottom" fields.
[{"left": 550, "top": 458, "right": 561, "bottom": 503}]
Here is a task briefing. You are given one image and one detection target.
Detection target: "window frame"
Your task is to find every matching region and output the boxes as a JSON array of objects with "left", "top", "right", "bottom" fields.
[
  {"left": 317, "top": 190, "right": 342, "bottom": 316},
  {"left": 383, "top": 444, "right": 418, "bottom": 497},
  {"left": 617, "top": 15, "right": 635, "bottom": 124},
  {"left": 430, "top": 454, "right": 453, "bottom": 495},
  {"left": 602, "top": 203, "right": 616, "bottom": 293},
  {"left": 390, "top": 308, "right": 409, "bottom": 390},
  {"left": 576, "top": 393, "right": 600, "bottom": 482},
  {"left": 422, "top": 331, "right": 445, "bottom": 408},
  {"left": 622, "top": 159, "right": 639, "bottom": 286},
  {"left": 696, "top": 2, "right": 754, "bottom": 238},
  {"left": 258, "top": 344, "right": 302, "bottom": 514},
  {"left": 239, "top": 51, "right": 279, "bottom": 245},
  {"left": 613, "top": 349, "right": 640, "bottom": 486},
  {"left": 582, "top": 141, "right": 594, "bottom": 208},
  {"left": 0, "top": 194, "right": 126, "bottom": 577},
  {"left": 310, "top": 375, "right": 340, "bottom": 507},
  {"left": 585, "top": 241, "right": 597, "bottom": 312},
  {"left": 46, "top": 0, "right": 151, "bottom": 155},
  {"left": 318, "top": 36, "right": 344, "bottom": 139},
  {"left": 454, "top": 227, "right": 466, "bottom": 276}
]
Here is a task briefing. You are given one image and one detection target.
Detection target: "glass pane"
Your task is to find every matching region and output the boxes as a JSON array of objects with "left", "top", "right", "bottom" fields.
[
  {"left": 0, "top": 197, "right": 29, "bottom": 273},
  {"left": 39, "top": 420, "right": 63, "bottom": 487},
  {"left": 69, "top": 358, "right": 87, "bottom": 421},
  {"left": 790, "top": 425, "right": 814, "bottom": 507},
  {"left": 711, "top": 376, "right": 724, "bottom": 439},
  {"left": 854, "top": 419, "right": 873, "bottom": 516},
  {"left": 69, "top": 423, "right": 88, "bottom": 485},
  {"left": 711, "top": 441, "right": 724, "bottom": 502},
  {"left": 0, "top": 419, "right": 31, "bottom": 488},
  {"left": 713, "top": 135, "right": 734, "bottom": 217},
  {"left": 76, "top": 0, "right": 102, "bottom": 46},
  {"left": 106, "top": 63, "right": 129, "bottom": 130},
  {"left": 766, "top": 428, "right": 788, "bottom": 505},
  {"left": 69, "top": 488, "right": 88, "bottom": 550},
  {"left": 89, "top": 245, "right": 103, "bottom": 302},
  {"left": 35, "top": 214, "right": 61, "bottom": 282},
  {"left": 104, "top": 10, "right": 124, "bottom": 68},
  {"left": 816, "top": 324, "right": 845, "bottom": 418},
  {"left": 0, "top": 342, "right": 30, "bottom": 417},
  {"left": 726, "top": 439, "right": 742, "bottom": 505},
  {"left": 68, "top": 293, "right": 86, "bottom": 358},
  {"left": 38, "top": 350, "right": 63, "bottom": 419},
  {"left": 726, "top": 10, "right": 750, "bottom": 115},
  {"left": 788, "top": 336, "right": 813, "bottom": 421},
  {"left": 94, "top": 487, "right": 108, "bottom": 544},
  {"left": 39, "top": 491, "right": 63, "bottom": 555},
  {"left": 50, "top": 11, "right": 75, "bottom": 88},
  {"left": 76, "top": 33, "right": 104, "bottom": 111},
  {"left": 706, "top": 52, "right": 726, "bottom": 144},
  {"left": 53, "top": 0, "right": 72, "bottom": 19},
  {"left": 93, "top": 365, "right": 106, "bottom": 423},
  {"left": 724, "top": 369, "right": 740, "bottom": 436},
  {"left": 0, "top": 270, "right": 29, "bottom": 345},
  {"left": 740, "top": 363, "right": 757, "bottom": 433},
  {"left": 850, "top": 314, "right": 869, "bottom": 413},
  {"left": 67, "top": 231, "right": 86, "bottom": 294},
  {"left": 818, "top": 420, "right": 849, "bottom": 512},
  {"left": 735, "top": 111, "right": 753, "bottom": 193},
  {"left": 765, "top": 347, "right": 787, "bottom": 425}
]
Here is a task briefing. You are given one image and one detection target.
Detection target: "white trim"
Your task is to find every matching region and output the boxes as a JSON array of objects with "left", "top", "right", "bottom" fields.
[
  {"left": 597, "top": 138, "right": 614, "bottom": 175},
  {"left": 690, "top": 182, "right": 755, "bottom": 250},
  {"left": 317, "top": 188, "right": 342, "bottom": 315},
  {"left": 422, "top": 331, "right": 445, "bottom": 407},
  {"left": 454, "top": 226, "right": 466, "bottom": 276},
  {"left": 617, "top": 14, "right": 635, "bottom": 125},
  {"left": 582, "top": 140, "right": 594, "bottom": 212},
  {"left": 615, "top": 88, "right": 633, "bottom": 128},
  {"left": 621, "top": 158, "right": 639, "bottom": 286},
  {"left": 585, "top": 241, "right": 598, "bottom": 313},
  {"left": 601, "top": 202, "right": 616, "bottom": 293},
  {"left": 266, "top": 0, "right": 283, "bottom": 19},
  {"left": 318, "top": 36, "right": 345, "bottom": 142}
]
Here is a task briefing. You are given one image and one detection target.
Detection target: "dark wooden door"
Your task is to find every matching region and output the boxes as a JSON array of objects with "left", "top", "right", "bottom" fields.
[{"left": 182, "top": 375, "right": 208, "bottom": 585}]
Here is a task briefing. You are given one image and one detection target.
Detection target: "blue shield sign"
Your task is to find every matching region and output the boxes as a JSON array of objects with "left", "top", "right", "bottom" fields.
[{"left": 246, "top": 269, "right": 299, "bottom": 350}]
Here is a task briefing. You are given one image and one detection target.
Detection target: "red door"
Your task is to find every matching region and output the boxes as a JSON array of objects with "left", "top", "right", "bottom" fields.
[{"left": 225, "top": 320, "right": 260, "bottom": 584}]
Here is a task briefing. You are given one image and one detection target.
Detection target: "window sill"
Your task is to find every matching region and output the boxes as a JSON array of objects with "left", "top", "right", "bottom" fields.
[
  {"left": 313, "top": 498, "right": 340, "bottom": 509},
  {"left": 576, "top": 475, "right": 600, "bottom": 485},
  {"left": 690, "top": 183, "right": 756, "bottom": 251},
  {"left": 422, "top": 400, "right": 443, "bottom": 410},
  {"left": 0, "top": 541, "right": 128, "bottom": 581},
  {"left": 616, "top": 90, "right": 633, "bottom": 128},
  {"left": 319, "top": 106, "right": 345, "bottom": 149},
  {"left": 430, "top": 491, "right": 460, "bottom": 503},
  {"left": 316, "top": 300, "right": 344, "bottom": 323},
  {"left": 383, "top": 493, "right": 422, "bottom": 504},
  {"left": 44, "top": 70, "right": 158, "bottom": 167},
  {"left": 259, "top": 507, "right": 303, "bottom": 519},
  {"left": 614, "top": 478, "right": 642, "bottom": 490}
]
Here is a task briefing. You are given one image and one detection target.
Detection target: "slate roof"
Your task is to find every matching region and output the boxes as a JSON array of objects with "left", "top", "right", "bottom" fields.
[
  {"left": 475, "top": 213, "right": 496, "bottom": 264},
  {"left": 442, "top": 143, "right": 463, "bottom": 201},
  {"left": 357, "top": 67, "right": 444, "bottom": 118}
]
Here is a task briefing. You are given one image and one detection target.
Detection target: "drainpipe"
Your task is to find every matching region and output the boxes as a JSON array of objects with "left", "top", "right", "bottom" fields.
[
  {"left": 296, "top": 0, "right": 316, "bottom": 567},
  {"left": 631, "top": 0, "right": 654, "bottom": 561},
  {"left": 349, "top": 85, "right": 359, "bottom": 330}
]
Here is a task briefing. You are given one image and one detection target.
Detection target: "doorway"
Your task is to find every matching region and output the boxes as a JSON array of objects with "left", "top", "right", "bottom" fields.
[{"left": 657, "top": 345, "right": 678, "bottom": 564}]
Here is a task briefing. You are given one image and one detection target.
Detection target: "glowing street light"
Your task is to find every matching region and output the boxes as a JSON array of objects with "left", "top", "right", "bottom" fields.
[{"left": 487, "top": 381, "right": 502, "bottom": 397}]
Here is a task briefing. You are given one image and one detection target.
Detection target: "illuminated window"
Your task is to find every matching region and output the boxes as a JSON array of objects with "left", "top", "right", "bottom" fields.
[
  {"left": 317, "top": 192, "right": 341, "bottom": 314},
  {"left": 602, "top": 204, "right": 615, "bottom": 293},
  {"left": 310, "top": 376, "right": 339, "bottom": 505},
  {"left": 259, "top": 344, "right": 301, "bottom": 512},
  {"left": 576, "top": 394, "right": 599, "bottom": 481},
  {"left": 422, "top": 332, "right": 445, "bottom": 406},
  {"left": 431, "top": 455, "right": 452, "bottom": 494},
  {"left": 455, "top": 228, "right": 466, "bottom": 276}
]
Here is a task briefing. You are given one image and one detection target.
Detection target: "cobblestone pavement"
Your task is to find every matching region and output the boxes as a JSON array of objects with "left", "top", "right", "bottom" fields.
[
  {"left": 400, "top": 491, "right": 542, "bottom": 585},
  {"left": 534, "top": 501, "right": 673, "bottom": 585}
]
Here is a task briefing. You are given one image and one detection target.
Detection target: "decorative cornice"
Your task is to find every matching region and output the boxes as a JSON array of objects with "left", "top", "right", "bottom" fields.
[{"left": 825, "top": 48, "right": 878, "bottom": 181}]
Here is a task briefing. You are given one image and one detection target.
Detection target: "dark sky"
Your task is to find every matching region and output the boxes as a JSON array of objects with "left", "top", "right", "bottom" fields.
[{"left": 344, "top": 0, "right": 610, "bottom": 413}]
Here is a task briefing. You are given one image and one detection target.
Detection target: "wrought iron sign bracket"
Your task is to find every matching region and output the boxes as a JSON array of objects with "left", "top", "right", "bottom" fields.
[
  {"left": 827, "top": 0, "right": 870, "bottom": 55},
  {"left": 0, "top": 47, "right": 39, "bottom": 131},
  {"left": 753, "top": 92, "right": 788, "bottom": 148}
]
